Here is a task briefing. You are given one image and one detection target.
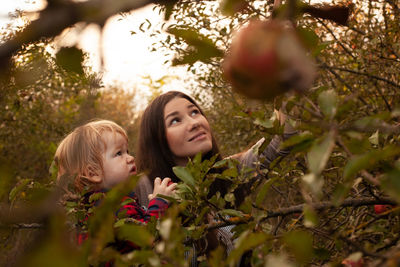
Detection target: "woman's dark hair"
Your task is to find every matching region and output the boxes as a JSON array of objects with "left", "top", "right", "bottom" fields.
[{"left": 136, "top": 91, "right": 222, "bottom": 184}]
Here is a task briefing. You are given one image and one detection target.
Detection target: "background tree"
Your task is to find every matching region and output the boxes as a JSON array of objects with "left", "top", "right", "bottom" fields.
[{"left": 0, "top": 13, "right": 139, "bottom": 265}]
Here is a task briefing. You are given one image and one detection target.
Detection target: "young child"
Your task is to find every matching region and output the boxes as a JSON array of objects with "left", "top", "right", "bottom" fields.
[{"left": 54, "top": 119, "right": 176, "bottom": 245}]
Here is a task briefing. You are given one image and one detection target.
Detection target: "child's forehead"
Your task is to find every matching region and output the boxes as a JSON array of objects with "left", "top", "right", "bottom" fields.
[{"left": 101, "top": 131, "right": 128, "bottom": 145}]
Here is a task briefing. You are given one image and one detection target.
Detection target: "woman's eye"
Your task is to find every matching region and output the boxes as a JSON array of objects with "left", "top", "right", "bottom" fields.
[
  {"left": 170, "top": 118, "right": 179, "bottom": 125},
  {"left": 191, "top": 109, "right": 200, "bottom": 116}
]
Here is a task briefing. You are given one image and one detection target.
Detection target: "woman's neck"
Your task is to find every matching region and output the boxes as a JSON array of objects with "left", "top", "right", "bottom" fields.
[{"left": 174, "top": 157, "right": 189, "bottom": 167}]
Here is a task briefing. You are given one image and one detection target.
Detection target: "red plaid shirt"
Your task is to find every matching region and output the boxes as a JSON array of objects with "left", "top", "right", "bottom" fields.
[{"left": 77, "top": 191, "right": 168, "bottom": 248}]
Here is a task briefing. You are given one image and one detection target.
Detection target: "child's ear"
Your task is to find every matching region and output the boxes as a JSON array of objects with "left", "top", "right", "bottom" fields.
[{"left": 85, "top": 166, "right": 102, "bottom": 183}]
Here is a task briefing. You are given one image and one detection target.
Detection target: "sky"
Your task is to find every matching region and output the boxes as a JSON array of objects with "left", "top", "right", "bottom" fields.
[{"left": 0, "top": 0, "right": 191, "bottom": 109}]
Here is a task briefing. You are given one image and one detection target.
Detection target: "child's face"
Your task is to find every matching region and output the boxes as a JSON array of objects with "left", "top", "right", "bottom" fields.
[{"left": 101, "top": 131, "right": 136, "bottom": 189}]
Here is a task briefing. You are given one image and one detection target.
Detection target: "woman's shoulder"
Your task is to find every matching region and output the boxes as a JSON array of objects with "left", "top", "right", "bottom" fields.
[
  {"left": 136, "top": 175, "right": 152, "bottom": 188},
  {"left": 134, "top": 174, "right": 153, "bottom": 207}
]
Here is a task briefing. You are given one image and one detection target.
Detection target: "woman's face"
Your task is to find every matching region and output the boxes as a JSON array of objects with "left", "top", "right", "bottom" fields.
[{"left": 164, "top": 97, "right": 212, "bottom": 166}]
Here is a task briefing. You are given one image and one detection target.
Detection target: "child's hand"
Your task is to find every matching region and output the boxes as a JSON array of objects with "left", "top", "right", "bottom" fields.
[{"left": 148, "top": 177, "right": 176, "bottom": 202}]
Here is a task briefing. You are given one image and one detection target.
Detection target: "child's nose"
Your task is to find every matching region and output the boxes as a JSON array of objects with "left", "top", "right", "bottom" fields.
[{"left": 127, "top": 154, "right": 135, "bottom": 163}]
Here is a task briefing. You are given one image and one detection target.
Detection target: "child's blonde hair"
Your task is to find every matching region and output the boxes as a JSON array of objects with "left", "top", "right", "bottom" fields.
[{"left": 55, "top": 119, "right": 128, "bottom": 192}]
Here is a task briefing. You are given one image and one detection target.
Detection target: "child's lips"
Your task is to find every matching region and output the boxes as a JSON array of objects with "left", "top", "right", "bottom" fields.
[{"left": 130, "top": 165, "right": 137, "bottom": 174}]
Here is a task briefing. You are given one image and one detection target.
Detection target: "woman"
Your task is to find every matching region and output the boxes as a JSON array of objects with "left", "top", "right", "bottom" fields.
[
  {"left": 135, "top": 91, "right": 295, "bottom": 203},
  {"left": 134, "top": 91, "right": 296, "bottom": 262}
]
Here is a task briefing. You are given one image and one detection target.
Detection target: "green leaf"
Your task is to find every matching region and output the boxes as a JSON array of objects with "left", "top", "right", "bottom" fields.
[
  {"left": 219, "top": 209, "right": 243, "bottom": 217},
  {"left": 208, "top": 246, "right": 226, "bottom": 267},
  {"left": 55, "top": 46, "right": 84, "bottom": 74},
  {"left": 318, "top": 89, "right": 338, "bottom": 119},
  {"left": 213, "top": 159, "right": 229, "bottom": 168},
  {"left": 381, "top": 168, "right": 400, "bottom": 203},
  {"left": 9, "top": 178, "right": 31, "bottom": 203},
  {"left": 0, "top": 162, "right": 14, "bottom": 200},
  {"left": 343, "top": 146, "right": 400, "bottom": 182},
  {"left": 23, "top": 235, "right": 81, "bottom": 267},
  {"left": 331, "top": 183, "right": 351, "bottom": 206},
  {"left": 284, "top": 230, "right": 314, "bottom": 264},
  {"left": 173, "top": 166, "right": 196, "bottom": 187},
  {"left": 227, "top": 231, "right": 269, "bottom": 264},
  {"left": 224, "top": 192, "right": 235, "bottom": 203},
  {"left": 126, "top": 250, "right": 159, "bottom": 265},
  {"left": 302, "top": 173, "right": 324, "bottom": 199},
  {"left": 114, "top": 218, "right": 127, "bottom": 228},
  {"left": 159, "top": 218, "right": 173, "bottom": 240},
  {"left": 312, "top": 42, "right": 330, "bottom": 57},
  {"left": 307, "top": 131, "right": 336, "bottom": 175},
  {"left": 296, "top": 26, "right": 319, "bottom": 51},
  {"left": 176, "top": 183, "right": 194, "bottom": 197},
  {"left": 281, "top": 131, "right": 314, "bottom": 152},
  {"left": 161, "top": 0, "right": 179, "bottom": 20},
  {"left": 49, "top": 159, "right": 58, "bottom": 180},
  {"left": 219, "top": 0, "right": 248, "bottom": 16},
  {"left": 167, "top": 26, "right": 223, "bottom": 65},
  {"left": 303, "top": 205, "right": 319, "bottom": 227},
  {"left": 255, "top": 177, "right": 277, "bottom": 206},
  {"left": 368, "top": 130, "right": 379, "bottom": 146},
  {"left": 254, "top": 117, "right": 274, "bottom": 129},
  {"left": 222, "top": 167, "right": 238, "bottom": 178},
  {"left": 89, "top": 192, "right": 104, "bottom": 204},
  {"left": 116, "top": 224, "right": 154, "bottom": 248},
  {"left": 193, "top": 152, "right": 202, "bottom": 165}
]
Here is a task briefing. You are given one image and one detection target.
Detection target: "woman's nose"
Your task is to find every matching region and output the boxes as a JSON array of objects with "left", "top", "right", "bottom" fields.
[{"left": 188, "top": 117, "right": 200, "bottom": 130}]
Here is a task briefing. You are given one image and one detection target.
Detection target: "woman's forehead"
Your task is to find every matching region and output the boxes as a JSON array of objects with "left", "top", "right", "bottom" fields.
[{"left": 164, "top": 97, "right": 195, "bottom": 114}]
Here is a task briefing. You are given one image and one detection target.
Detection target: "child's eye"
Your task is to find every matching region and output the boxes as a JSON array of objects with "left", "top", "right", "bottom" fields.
[{"left": 115, "top": 151, "right": 122, "bottom": 156}]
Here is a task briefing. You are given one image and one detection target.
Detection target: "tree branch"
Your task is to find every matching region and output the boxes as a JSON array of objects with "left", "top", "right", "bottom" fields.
[
  {"left": 205, "top": 197, "right": 397, "bottom": 230},
  {"left": 316, "top": 58, "right": 369, "bottom": 107},
  {"left": 0, "top": 0, "right": 153, "bottom": 71},
  {"left": 320, "top": 65, "right": 400, "bottom": 89},
  {"left": 258, "top": 197, "right": 396, "bottom": 221}
]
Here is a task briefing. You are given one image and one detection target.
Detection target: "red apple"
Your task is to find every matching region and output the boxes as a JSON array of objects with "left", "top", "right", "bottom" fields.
[
  {"left": 342, "top": 252, "right": 364, "bottom": 267},
  {"left": 223, "top": 19, "right": 316, "bottom": 100},
  {"left": 342, "top": 258, "right": 364, "bottom": 267},
  {"left": 374, "top": 204, "right": 391, "bottom": 214}
]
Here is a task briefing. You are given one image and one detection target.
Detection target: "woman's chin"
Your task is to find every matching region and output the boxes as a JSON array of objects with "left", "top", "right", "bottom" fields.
[{"left": 196, "top": 141, "right": 213, "bottom": 155}]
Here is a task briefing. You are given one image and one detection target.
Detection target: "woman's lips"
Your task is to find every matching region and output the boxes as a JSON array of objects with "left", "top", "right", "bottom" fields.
[{"left": 189, "top": 132, "right": 206, "bottom": 142}]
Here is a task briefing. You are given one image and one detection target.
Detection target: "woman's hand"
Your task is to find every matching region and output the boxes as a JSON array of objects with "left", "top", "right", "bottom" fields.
[
  {"left": 148, "top": 177, "right": 177, "bottom": 202},
  {"left": 274, "top": 108, "right": 287, "bottom": 126},
  {"left": 274, "top": 101, "right": 297, "bottom": 133}
]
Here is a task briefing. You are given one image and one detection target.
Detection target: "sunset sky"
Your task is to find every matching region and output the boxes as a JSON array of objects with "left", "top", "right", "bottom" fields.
[{"left": 1, "top": 1, "right": 190, "bottom": 108}]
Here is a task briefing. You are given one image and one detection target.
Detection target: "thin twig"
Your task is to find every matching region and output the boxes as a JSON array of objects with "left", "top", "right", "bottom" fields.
[
  {"left": 317, "top": 59, "right": 369, "bottom": 107},
  {"left": 257, "top": 197, "right": 396, "bottom": 222},
  {"left": 321, "top": 65, "right": 400, "bottom": 89},
  {"left": 317, "top": 18, "right": 355, "bottom": 59}
]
